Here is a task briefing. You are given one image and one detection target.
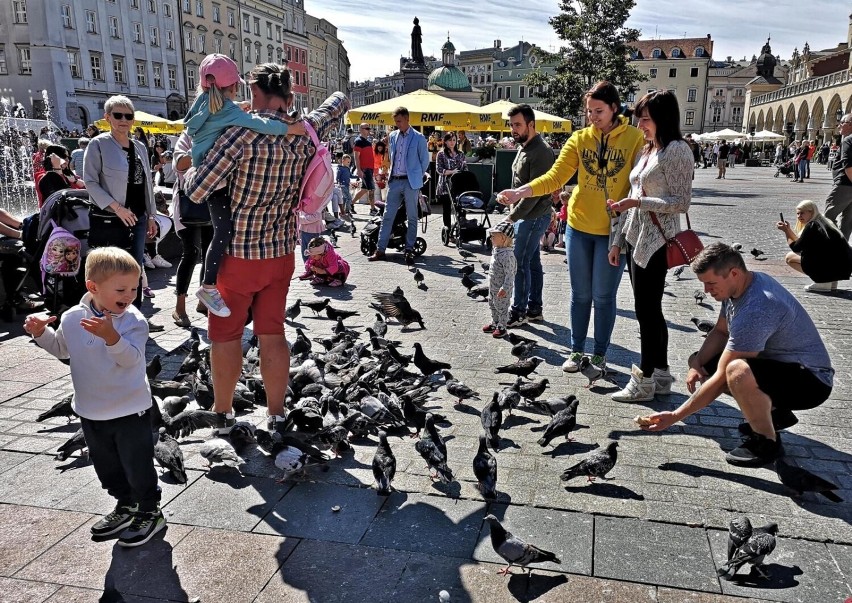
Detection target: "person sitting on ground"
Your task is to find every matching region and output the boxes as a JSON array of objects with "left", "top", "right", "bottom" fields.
[
  {"left": 778, "top": 199, "right": 852, "bottom": 291},
  {"left": 23, "top": 247, "right": 165, "bottom": 547},
  {"left": 299, "top": 236, "right": 350, "bottom": 287},
  {"left": 640, "top": 243, "right": 834, "bottom": 468}
]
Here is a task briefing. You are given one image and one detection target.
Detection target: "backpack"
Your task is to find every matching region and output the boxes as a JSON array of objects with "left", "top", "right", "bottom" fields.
[
  {"left": 342, "top": 136, "right": 353, "bottom": 155},
  {"left": 41, "top": 220, "right": 82, "bottom": 290},
  {"left": 298, "top": 122, "right": 335, "bottom": 215}
]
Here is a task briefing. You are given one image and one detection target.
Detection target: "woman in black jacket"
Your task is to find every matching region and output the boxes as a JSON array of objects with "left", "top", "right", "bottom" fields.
[{"left": 778, "top": 199, "right": 852, "bottom": 291}]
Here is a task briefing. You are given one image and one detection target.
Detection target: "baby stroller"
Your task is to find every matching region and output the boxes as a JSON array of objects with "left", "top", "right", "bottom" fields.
[
  {"left": 360, "top": 197, "right": 428, "bottom": 256},
  {"left": 775, "top": 159, "right": 796, "bottom": 178},
  {"left": 442, "top": 171, "right": 492, "bottom": 249}
]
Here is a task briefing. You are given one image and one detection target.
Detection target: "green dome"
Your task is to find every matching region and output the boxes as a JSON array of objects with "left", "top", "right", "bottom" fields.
[
  {"left": 427, "top": 66, "right": 472, "bottom": 92},
  {"left": 442, "top": 39, "right": 456, "bottom": 52}
]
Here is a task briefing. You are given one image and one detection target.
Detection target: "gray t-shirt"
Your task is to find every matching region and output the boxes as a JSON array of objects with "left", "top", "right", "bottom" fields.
[{"left": 722, "top": 272, "right": 833, "bottom": 386}]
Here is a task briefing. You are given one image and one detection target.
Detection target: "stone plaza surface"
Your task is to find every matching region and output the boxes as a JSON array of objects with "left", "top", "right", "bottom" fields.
[{"left": 0, "top": 165, "right": 850, "bottom": 602}]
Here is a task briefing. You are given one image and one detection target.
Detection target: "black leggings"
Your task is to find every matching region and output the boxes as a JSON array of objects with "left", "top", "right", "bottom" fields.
[
  {"left": 176, "top": 224, "right": 213, "bottom": 295},
  {"left": 439, "top": 194, "right": 453, "bottom": 229},
  {"left": 627, "top": 244, "right": 669, "bottom": 375},
  {"left": 203, "top": 188, "right": 233, "bottom": 286}
]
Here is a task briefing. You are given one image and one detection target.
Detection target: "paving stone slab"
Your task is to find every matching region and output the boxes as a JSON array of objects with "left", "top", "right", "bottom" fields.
[
  {"left": 0, "top": 454, "right": 97, "bottom": 507},
  {"left": 471, "top": 503, "right": 592, "bottom": 576},
  {"left": 656, "top": 587, "right": 766, "bottom": 602},
  {"left": 0, "top": 505, "right": 91, "bottom": 576},
  {"left": 0, "top": 576, "right": 60, "bottom": 603},
  {"left": 360, "top": 492, "right": 487, "bottom": 559},
  {"left": 162, "top": 471, "right": 288, "bottom": 531},
  {"left": 1, "top": 436, "right": 61, "bottom": 453},
  {"left": 594, "top": 516, "right": 720, "bottom": 593},
  {"left": 520, "top": 571, "right": 658, "bottom": 602},
  {"left": 0, "top": 450, "right": 33, "bottom": 474},
  {"left": 43, "top": 586, "right": 166, "bottom": 603},
  {"left": 390, "top": 553, "right": 515, "bottom": 603},
  {"left": 826, "top": 543, "right": 852, "bottom": 585},
  {"left": 254, "top": 481, "right": 385, "bottom": 544},
  {"left": 707, "top": 529, "right": 851, "bottom": 603},
  {"left": 256, "top": 539, "right": 409, "bottom": 603}
]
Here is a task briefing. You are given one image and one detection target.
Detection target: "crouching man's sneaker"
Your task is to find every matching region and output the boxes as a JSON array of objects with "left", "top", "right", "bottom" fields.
[
  {"left": 117, "top": 509, "right": 167, "bottom": 548},
  {"left": 91, "top": 503, "right": 137, "bottom": 538},
  {"left": 611, "top": 364, "right": 656, "bottom": 402},
  {"left": 725, "top": 433, "right": 784, "bottom": 467}
]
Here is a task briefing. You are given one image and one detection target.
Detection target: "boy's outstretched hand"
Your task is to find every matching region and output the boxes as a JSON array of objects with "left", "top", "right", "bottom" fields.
[
  {"left": 287, "top": 120, "right": 307, "bottom": 137},
  {"left": 24, "top": 312, "right": 56, "bottom": 337},
  {"left": 80, "top": 312, "right": 120, "bottom": 346}
]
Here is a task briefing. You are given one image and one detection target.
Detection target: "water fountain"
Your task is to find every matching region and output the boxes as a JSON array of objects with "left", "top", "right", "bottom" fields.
[{"left": 0, "top": 96, "right": 37, "bottom": 217}]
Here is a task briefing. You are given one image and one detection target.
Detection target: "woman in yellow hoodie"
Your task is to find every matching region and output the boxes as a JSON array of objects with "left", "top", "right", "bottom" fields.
[{"left": 498, "top": 81, "right": 644, "bottom": 377}]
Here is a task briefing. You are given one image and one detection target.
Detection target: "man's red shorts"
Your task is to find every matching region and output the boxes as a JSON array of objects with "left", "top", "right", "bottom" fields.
[{"left": 208, "top": 253, "right": 295, "bottom": 342}]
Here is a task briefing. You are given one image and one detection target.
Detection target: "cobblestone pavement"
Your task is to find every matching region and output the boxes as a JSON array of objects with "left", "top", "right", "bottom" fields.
[{"left": 0, "top": 165, "right": 850, "bottom": 602}]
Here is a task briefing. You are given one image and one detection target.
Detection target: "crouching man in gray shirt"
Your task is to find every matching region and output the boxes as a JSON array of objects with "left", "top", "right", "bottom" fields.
[{"left": 640, "top": 243, "right": 833, "bottom": 467}]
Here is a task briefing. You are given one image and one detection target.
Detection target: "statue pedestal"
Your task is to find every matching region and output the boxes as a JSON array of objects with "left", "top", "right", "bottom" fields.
[{"left": 402, "top": 63, "right": 429, "bottom": 93}]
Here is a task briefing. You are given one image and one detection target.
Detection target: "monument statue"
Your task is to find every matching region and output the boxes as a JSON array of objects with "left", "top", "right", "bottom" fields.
[{"left": 411, "top": 17, "right": 424, "bottom": 65}]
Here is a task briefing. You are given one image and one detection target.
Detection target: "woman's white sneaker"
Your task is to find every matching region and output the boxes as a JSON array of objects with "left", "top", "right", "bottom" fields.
[
  {"left": 612, "top": 365, "right": 656, "bottom": 402},
  {"left": 652, "top": 368, "right": 675, "bottom": 394}
]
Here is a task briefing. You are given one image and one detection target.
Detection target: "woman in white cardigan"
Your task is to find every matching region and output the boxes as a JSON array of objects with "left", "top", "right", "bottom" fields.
[{"left": 607, "top": 91, "right": 694, "bottom": 402}]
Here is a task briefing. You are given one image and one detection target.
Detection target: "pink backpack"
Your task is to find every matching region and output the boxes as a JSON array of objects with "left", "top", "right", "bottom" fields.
[{"left": 297, "top": 122, "right": 335, "bottom": 215}]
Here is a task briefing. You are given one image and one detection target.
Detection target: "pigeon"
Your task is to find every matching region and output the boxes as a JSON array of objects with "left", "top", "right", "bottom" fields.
[
  {"left": 732, "top": 243, "right": 743, "bottom": 252},
  {"left": 291, "top": 328, "right": 312, "bottom": 358},
  {"left": 458, "top": 248, "right": 475, "bottom": 260},
  {"left": 672, "top": 265, "right": 686, "bottom": 279},
  {"left": 717, "top": 523, "right": 778, "bottom": 580},
  {"left": 273, "top": 445, "right": 327, "bottom": 481},
  {"left": 481, "top": 392, "right": 502, "bottom": 451},
  {"left": 483, "top": 514, "right": 561, "bottom": 576},
  {"left": 577, "top": 356, "right": 603, "bottom": 387},
  {"left": 690, "top": 316, "right": 714, "bottom": 334},
  {"left": 146, "top": 354, "right": 162, "bottom": 380},
  {"left": 154, "top": 427, "right": 187, "bottom": 484},
  {"left": 494, "top": 356, "right": 544, "bottom": 378},
  {"left": 413, "top": 268, "right": 426, "bottom": 290},
  {"left": 511, "top": 340, "right": 536, "bottom": 358},
  {"left": 198, "top": 438, "right": 242, "bottom": 468},
  {"left": 496, "top": 386, "right": 521, "bottom": 415},
  {"left": 527, "top": 394, "right": 577, "bottom": 417},
  {"left": 537, "top": 398, "right": 579, "bottom": 447},
  {"left": 515, "top": 377, "right": 549, "bottom": 402},
  {"left": 506, "top": 333, "right": 535, "bottom": 346},
  {"left": 415, "top": 423, "right": 453, "bottom": 483},
  {"left": 461, "top": 273, "right": 476, "bottom": 292},
  {"left": 371, "top": 295, "right": 425, "bottom": 329},
  {"left": 726, "top": 516, "right": 753, "bottom": 562},
  {"left": 458, "top": 264, "right": 474, "bottom": 276},
  {"left": 285, "top": 298, "right": 301, "bottom": 322},
  {"left": 406, "top": 252, "right": 415, "bottom": 268},
  {"left": 481, "top": 261, "right": 490, "bottom": 273},
  {"left": 423, "top": 413, "right": 446, "bottom": 458},
  {"left": 775, "top": 457, "right": 843, "bottom": 502},
  {"left": 302, "top": 298, "right": 331, "bottom": 316},
  {"left": 36, "top": 393, "right": 76, "bottom": 423},
  {"left": 56, "top": 428, "right": 86, "bottom": 461},
  {"left": 326, "top": 306, "right": 359, "bottom": 321},
  {"left": 161, "top": 395, "right": 190, "bottom": 417},
  {"left": 174, "top": 340, "right": 203, "bottom": 381},
  {"left": 467, "top": 285, "right": 489, "bottom": 300},
  {"left": 560, "top": 441, "right": 618, "bottom": 482},
  {"left": 228, "top": 421, "right": 257, "bottom": 452},
  {"left": 473, "top": 433, "right": 497, "bottom": 498},
  {"left": 372, "top": 313, "right": 388, "bottom": 337},
  {"left": 693, "top": 290, "right": 706, "bottom": 305},
  {"left": 372, "top": 430, "right": 396, "bottom": 495},
  {"left": 750, "top": 247, "right": 765, "bottom": 259},
  {"left": 412, "top": 343, "right": 451, "bottom": 376},
  {"left": 161, "top": 408, "right": 222, "bottom": 439},
  {"left": 441, "top": 370, "right": 480, "bottom": 406}
]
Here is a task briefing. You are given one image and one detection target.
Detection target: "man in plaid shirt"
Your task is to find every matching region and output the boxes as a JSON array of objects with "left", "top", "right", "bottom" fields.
[{"left": 185, "top": 63, "right": 349, "bottom": 434}]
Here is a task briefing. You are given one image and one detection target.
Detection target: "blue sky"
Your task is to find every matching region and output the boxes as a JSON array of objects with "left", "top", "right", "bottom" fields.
[{"left": 309, "top": 0, "right": 845, "bottom": 81}]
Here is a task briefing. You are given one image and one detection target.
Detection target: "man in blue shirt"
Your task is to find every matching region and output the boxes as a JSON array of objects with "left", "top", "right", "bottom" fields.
[{"left": 641, "top": 243, "right": 833, "bottom": 467}]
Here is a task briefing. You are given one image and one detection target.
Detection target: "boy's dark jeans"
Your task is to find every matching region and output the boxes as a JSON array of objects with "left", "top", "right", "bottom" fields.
[{"left": 80, "top": 410, "right": 161, "bottom": 512}]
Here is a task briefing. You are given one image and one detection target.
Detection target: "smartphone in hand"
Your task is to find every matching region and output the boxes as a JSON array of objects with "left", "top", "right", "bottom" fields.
[{"left": 780, "top": 212, "right": 785, "bottom": 223}]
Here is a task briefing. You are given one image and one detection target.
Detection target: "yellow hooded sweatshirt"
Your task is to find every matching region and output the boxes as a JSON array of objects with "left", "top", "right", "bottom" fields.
[{"left": 528, "top": 115, "right": 644, "bottom": 236}]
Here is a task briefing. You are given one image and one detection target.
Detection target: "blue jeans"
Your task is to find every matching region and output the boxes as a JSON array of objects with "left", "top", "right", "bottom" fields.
[
  {"left": 378, "top": 178, "right": 420, "bottom": 252},
  {"left": 798, "top": 159, "right": 809, "bottom": 180},
  {"left": 564, "top": 225, "right": 626, "bottom": 356},
  {"left": 511, "top": 213, "right": 551, "bottom": 315},
  {"left": 130, "top": 218, "right": 148, "bottom": 309}
]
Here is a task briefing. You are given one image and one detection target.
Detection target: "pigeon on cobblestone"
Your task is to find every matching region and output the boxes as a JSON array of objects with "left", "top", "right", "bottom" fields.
[
  {"left": 228, "top": 421, "right": 257, "bottom": 452},
  {"left": 727, "top": 516, "right": 753, "bottom": 562},
  {"left": 146, "top": 354, "right": 162, "bottom": 380},
  {"left": 154, "top": 427, "right": 187, "bottom": 484},
  {"left": 459, "top": 249, "right": 475, "bottom": 260},
  {"left": 537, "top": 398, "right": 579, "bottom": 447},
  {"left": 483, "top": 514, "right": 561, "bottom": 576},
  {"left": 750, "top": 248, "right": 765, "bottom": 259},
  {"left": 497, "top": 386, "right": 521, "bottom": 415},
  {"left": 506, "top": 333, "right": 535, "bottom": 346},
  {"left": 372, "top": 430, "right": 396, "bottom": 496},
  {"left": 481, "top": 392, "right": 502, "bottom": 451},
  {"left": 473, "top": 433, "right": 497, "bottom": 498},
  {"left": 513, "top": 377, "right": 549, "bottom": 403},
  {"left": 458, "top": 264, "right": 474, "bottom": 276},
  {"left": 560, "top": 441, "right": 618, "bottom": 483},
  {"left": 326, "top": 306, "right": 359, "bottom": 321},
  {"left": 672, "top": 266, "right": 686, "bottom": 279},
  {"left": 413, "top": 343, "right": 451, "bottom": 376},
  {"left": 718, "top": 523, "right": 778, "bottom": 580},
  {"left": 467, "top": 285, "right": 489, "bottom": 300},
  {"left": 693, "top": 290, "right": 706, "bottom": 305},
  {"left": 441, "top": 370, "right": 480, "bottom": 406},
  {"left": 37, "top": 393, "right": 77, "bottom": 423},
  {"left": 527, "top": 395, "right": 577, "bottom": 417},
  {"left": 291, "top": 328, "right": 312, "bottom": 359},
  {"left": 303, "top": 298, "right": 330, "bottom": 315},
  {"left": 199, "top": 438, "right": 242, "bottom": 468},
  {"left": 371, "top": 294, "right": 425, "bottom": 329},
  {"left": 690, "top": 316, "right": 714, "bottom": 334},
  {"left": 775, "top": 457, "right": 843, "bottom": 502},
  {"left": 495, "top": 356, "right": 544, "bottom": 378},
  {"left": 372, "top": 313, "right": 388, "bottom": 337},
  {"left": 285, "top": 298, "right": 301, "bottom": 322},
  {"left": 413, "top": 268, "right": 427, "bottom": 290},
  {"left": 577, "top": 356, "right": 603, "bottom": 387},
  {"left": 511, "top": 340, "right": 536, "bottom": 358},
  {"left": 461, "top": 273, "right": 476, "bottom": 292},
  {"left": 56, "top": 428, "right": 86, "bottom": 461},
  {"left": 415, "top": 422, "right": 453, "bottom": 483}
]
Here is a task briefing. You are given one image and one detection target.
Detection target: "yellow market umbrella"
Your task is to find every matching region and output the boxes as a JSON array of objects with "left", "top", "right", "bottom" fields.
[
  {"left": 473, "top": 100, "right": 571, "bottom": 133},
  {"left": 95, "top": 110, "right": 185, "bottom": 134},
  {"left": 346, "top": 90, "right": 499, "bottom": 129}
]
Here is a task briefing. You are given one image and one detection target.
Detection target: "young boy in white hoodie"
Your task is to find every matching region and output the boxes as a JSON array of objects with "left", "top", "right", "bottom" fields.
[{"left": 24, "top": 247, "right": 164, "bottom": 548}]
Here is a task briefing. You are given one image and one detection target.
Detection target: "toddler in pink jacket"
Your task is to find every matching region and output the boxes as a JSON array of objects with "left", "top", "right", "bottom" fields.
[{"left": 300, "top": 236, "right": 350, "bottom": 287}]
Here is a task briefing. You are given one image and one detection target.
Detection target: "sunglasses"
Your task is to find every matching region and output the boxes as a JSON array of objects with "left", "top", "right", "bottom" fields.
[{"left": 111, "top": 112, "right": 134, "bottom": 121}]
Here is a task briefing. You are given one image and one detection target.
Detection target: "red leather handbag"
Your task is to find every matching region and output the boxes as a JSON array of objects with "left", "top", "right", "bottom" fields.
[{"left": 649, "top": 212, "right": 704, "bottom": 268}]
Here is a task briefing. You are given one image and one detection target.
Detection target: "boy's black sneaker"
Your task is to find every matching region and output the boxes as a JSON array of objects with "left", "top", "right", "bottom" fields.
[
  {"left": 214, "top": 412, "right": 236, "bottom": 436},
  {"left": 266, "top": 414, "right": 290, "bottom": 435},
  {"left": 725, "top": 433, "right": 784, "bottom": 467},
  {"left": 737, "top": 408, "right": 798, "bottom": 436},
  {"left": 117, "top": 510, "right": 167, "bottom": 548},
  {"left": 506, "top": 312, "right": 527, "bottom": 328},
  {"left": 91, "top": 504, "right": 137, "bottom": 538},
  {"left": 526, "top": 309, "right": 544, "bottom": 322}
]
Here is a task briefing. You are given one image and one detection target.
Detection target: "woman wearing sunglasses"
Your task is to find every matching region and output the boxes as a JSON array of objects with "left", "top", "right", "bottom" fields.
[
  {"left": 497, "top": 81, "right": 644, "bottom": 380},
  {"left": 83, "top": 95, "right": 159, "bottom": 314}
]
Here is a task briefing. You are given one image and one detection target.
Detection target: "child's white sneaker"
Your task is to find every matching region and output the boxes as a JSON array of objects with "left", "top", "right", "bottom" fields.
[{"left": 195, "top": 286, "right": 231, "bottom": 318}]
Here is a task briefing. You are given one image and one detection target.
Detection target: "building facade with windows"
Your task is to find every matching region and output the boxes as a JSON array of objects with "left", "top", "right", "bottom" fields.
[
  {"left": 0, "top": 0, "right": 187, "bottom": 129},
  {"left": 491, "top": 41, "right": 553, "bottom": 107},
  {"left": 305, "top": 13, "right": 325, "bottom": 110},
  {"left": 629, "top": 36, "right": 714, "bottom": 135},
  {"left": 280, "top": 0, "right": 308, "bottom": 111},
  {"left": 458, "top": 42, "right": 498, "bottom": 103},
  {"left": 179, "top": 0, "right": 241, "bottom": 105}
]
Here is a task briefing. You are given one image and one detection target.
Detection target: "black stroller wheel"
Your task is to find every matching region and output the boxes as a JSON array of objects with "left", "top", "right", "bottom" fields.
[
  {"left": 441, "top": 226, "right": 450, "bottom": 246},
  {"left": 360, "top": 238, "right": 376, "bottom": 256},
  {"left": 413, "top": 238, "right": 427, "bottom": 256}
]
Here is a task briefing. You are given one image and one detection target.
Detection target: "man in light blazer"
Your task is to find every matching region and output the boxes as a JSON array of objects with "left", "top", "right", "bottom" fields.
[{"left": 368, "top": 106, "right": 430, "bottom": 261}]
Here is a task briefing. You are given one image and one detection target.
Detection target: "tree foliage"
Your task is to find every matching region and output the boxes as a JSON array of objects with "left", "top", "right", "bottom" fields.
[{"left": 526, "top": 0, "right": 647, "bottom": 121}]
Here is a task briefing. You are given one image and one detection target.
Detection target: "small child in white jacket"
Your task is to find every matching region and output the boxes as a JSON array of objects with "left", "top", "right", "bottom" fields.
[{"left": 483, "top": 220, "right": 517, "bottom": 338}]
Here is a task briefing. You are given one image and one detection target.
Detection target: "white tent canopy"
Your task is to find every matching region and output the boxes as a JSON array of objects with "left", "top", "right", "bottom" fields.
[
  {"left": 750, "top": 130, "right": 786, "bottom": 142},
  {"left": 701, "top": 128, "right": 748, "bottom": 141}
]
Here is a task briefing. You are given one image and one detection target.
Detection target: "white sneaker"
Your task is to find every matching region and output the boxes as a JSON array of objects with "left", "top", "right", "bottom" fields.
[
  {"left": 611, "top": 364, "right": 656, "bottom": 402},
  {"left": 804, "top": 281, "right": 836, "bottom": 292},
  {"left": 195, "top": 286, "right": 231, "bottom": 318},
  {"left": 151, "top": 255, "right": 172, "bottom": 268},
  {"left": 143, "top": 253, "right": 156, "bottom": 269},
  {"left": 562, "top": 352, "right": 584, "bottom": 373},
  {"left": 652, "top": 368, "right": 675, "bottom": 395}
]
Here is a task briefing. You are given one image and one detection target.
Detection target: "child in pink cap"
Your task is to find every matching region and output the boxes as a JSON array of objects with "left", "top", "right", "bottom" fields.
[
  {"left": 300, "top": 236, "right": 350, "bottom": 287},
  {"left": 184, "top": 53, "right": 305, "bottom": 318}
]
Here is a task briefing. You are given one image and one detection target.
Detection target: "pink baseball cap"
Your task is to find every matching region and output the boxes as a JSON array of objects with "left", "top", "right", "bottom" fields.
[{"left": 199, "top": 54, "right": 245, "bottom": 90}]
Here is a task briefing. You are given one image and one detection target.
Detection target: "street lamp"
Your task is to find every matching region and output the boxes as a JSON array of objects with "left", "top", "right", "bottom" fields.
[{"left": 837, "top": 108, "right": 844, "bottom": 122}]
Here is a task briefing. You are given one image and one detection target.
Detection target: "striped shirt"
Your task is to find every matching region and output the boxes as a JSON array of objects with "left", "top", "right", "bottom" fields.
[{"left": 186, "top": 92, "right": 349, "bottom": 260}]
